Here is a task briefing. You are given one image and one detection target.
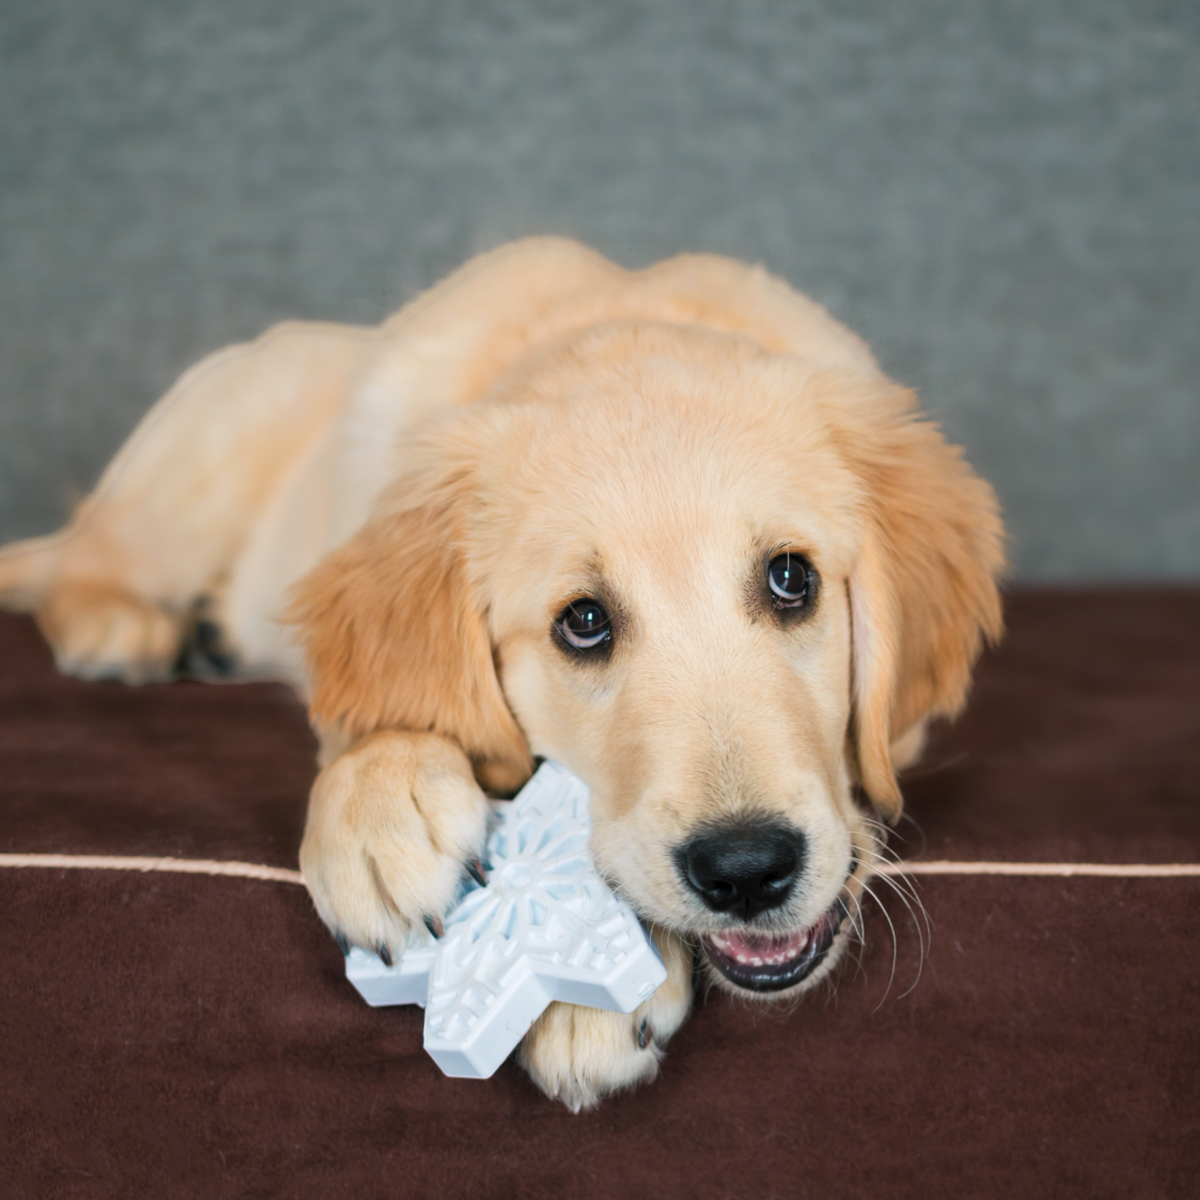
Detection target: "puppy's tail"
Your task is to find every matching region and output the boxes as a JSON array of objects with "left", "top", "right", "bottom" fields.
[{"left": 0, "top": 532, "right": 64, "bottom": 612}]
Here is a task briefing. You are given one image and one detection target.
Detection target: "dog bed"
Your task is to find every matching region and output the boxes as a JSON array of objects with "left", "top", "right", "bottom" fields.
[{"left": 2, "top": 588, "right": 1197, "bottom": 1199}]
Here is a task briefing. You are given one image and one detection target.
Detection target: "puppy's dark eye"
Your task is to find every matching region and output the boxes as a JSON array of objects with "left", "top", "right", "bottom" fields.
[
  {"left": 555, "top": 598, "right": 612, "bottom": 652},
  {"left": 767, "top": 552, "right": 813, "bottom": 610}
]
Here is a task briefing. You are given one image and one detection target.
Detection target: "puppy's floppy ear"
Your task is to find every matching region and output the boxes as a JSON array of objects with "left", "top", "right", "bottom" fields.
[
  {"left": 284, "top": 444, "right": 532, "bottom": 794},
  {"left": 826, "top": 378, "right": 1006, "bottom": 821}
]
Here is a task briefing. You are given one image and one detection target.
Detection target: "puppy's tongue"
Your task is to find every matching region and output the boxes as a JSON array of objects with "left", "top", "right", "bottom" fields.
[{"left": 707, "top": 928, "right": 810, "bottom": 967}]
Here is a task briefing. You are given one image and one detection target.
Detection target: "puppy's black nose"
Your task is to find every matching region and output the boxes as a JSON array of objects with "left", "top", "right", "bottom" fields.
[{"left": 676, "top": 820, "right": 806, "bottom": 920}]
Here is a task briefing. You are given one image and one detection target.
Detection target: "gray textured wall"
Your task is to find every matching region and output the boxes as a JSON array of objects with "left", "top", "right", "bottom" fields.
[{"left": 1, "top": 0, "right": 1197, "bottom": 579}]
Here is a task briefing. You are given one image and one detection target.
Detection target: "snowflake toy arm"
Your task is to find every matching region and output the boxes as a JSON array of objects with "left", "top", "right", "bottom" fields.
[{"left": 344, "top": 760, "right": 667, "bottom": 1078}]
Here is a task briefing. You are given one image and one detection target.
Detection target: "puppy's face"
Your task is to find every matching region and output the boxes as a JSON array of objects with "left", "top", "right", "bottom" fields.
[
  {"left": 471, "top": 328, "right": 878, "bottom": 997},
  {"left": 297, "top": 321, "right": 1003, "bottom": 1002}
]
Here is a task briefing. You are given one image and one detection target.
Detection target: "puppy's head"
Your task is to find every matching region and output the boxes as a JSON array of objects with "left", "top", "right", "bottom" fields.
[{"left": 292, "top": 323, "right": 1004, "bottom": 999}]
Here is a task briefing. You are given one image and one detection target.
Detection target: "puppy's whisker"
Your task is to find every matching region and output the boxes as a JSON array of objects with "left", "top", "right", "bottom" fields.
[
  {"left": 872, "top": 872, "right": 930, "bottom": 997},
  {"left": 857, "top": 877, "right": 900, "bottom": 1009},
  {"left": 865, "top": 849, "right": 927, "bottom": 913},
  {"left": 875, "top": 809, "right": 929, "bottom": 858},
  {"left": 861, "top": 841, "right": 928, "bottom": 915},
  {"left": 858, "top": 850, "right": 931, "bottom": 998},
  {"left": 838, "top": 880, "right": 868, "bottom": 946},
  {"left": 859, "top": 816, "right": 907, "bottom": 854}
]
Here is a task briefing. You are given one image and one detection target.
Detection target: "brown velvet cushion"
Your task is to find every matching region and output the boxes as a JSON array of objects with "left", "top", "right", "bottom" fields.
[{"left": 2, "top": 590, "right": 1198, "bottom": 1198}]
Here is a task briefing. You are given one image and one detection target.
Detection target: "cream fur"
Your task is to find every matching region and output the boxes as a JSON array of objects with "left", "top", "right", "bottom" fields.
[{"left": 0, "top": 237, "right": 1005, "bottom": 1108}]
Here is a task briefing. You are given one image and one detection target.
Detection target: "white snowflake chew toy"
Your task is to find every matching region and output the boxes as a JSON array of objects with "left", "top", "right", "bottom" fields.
[{"left": 344, "top": 759, "right": 667, "bottom": 1078}]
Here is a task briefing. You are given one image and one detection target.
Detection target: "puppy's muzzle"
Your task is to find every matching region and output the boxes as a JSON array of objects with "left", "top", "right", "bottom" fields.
[{"left": 676, "top": 818, "right": 806, "bottom": 921}]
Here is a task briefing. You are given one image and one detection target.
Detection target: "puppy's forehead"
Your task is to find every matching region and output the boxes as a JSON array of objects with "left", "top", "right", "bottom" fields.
[{"left": 472, "top": 331, "right": 864, "bottom": 610}]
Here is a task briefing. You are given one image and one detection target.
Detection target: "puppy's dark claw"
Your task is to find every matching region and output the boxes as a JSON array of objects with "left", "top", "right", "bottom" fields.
[
  {"left": 377, "top": 942, "right": 393, "bottom": 967},
  {"left": 466, "top": 857, "right": 488, "bottom": 887},
  {"left": 636, "top": 1018, "right": 653, "bottom": 1050},
  {"left": 335, "top": 932, "right": 350, "bottom": 957},
  {"left": 424, "top": 915, "right": 444, "bottom": 939}
]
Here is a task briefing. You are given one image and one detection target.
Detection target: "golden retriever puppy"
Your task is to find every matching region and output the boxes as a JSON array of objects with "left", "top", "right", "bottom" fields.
[{"left": 0, "top": 238, "right": 1004, "bottom": 1110}]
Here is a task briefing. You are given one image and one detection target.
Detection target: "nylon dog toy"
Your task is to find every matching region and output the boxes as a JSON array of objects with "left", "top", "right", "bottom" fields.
[{"left": 344, "top": 760, "right": 667, "bottom": 1078}]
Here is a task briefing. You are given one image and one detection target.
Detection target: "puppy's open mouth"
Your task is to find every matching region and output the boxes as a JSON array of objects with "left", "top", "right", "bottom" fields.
[{"left": 701, "top": 901, "right": 843, "bottom": 993}]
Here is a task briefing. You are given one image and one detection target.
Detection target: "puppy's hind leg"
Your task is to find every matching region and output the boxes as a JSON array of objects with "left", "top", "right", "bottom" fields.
[
  {"left": 0, "top": 534, "right": 179, "bottom": 681},
  {"left": 0, "top": 322, "right": 370, "bottom": 683},
  {"left": 40, "top": 580, "right": 186, "bottom": 683}
]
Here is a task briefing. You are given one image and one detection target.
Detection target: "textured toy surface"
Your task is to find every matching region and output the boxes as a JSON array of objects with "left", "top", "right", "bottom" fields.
[{"left": 344, "top": 760, "right": 667, "bottom": 1079}]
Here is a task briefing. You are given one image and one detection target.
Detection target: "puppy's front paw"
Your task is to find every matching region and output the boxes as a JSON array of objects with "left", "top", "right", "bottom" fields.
[
  {"left": 300, "top": 731, "right": 489, "bottom": 962},
  {"left": 517, "top": 928, "right": 694, "bottom": 1111}
]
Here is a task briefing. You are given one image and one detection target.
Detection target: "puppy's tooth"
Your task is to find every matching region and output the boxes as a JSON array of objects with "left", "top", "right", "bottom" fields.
[
  {"left": 466, "top": 857, "right": 488, "bottom": 887},
  {"left": 424, "top": 915, "right": 444, "bottom": 939},
  {"left": 377, "top": 942, "right": 393, "bottom": 968},
  {"left": 334, "top": 932, "right": 350, "bottom": 957}
]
